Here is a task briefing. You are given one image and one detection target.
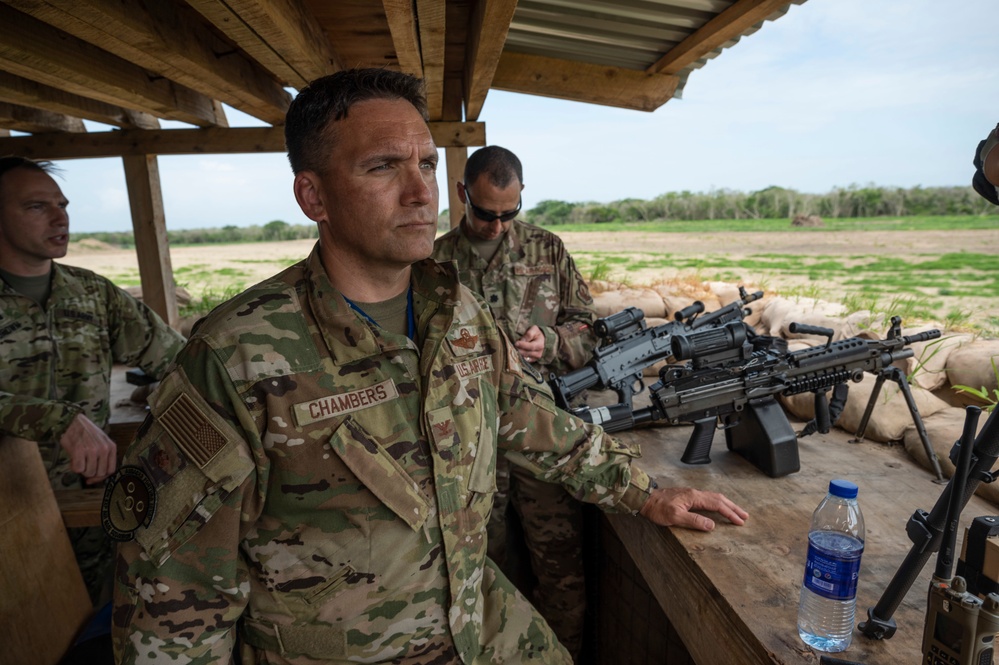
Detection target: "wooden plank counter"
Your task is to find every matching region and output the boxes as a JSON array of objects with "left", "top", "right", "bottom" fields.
[{"left": 606, "top": 420, "right": 998, "bottom": 665}]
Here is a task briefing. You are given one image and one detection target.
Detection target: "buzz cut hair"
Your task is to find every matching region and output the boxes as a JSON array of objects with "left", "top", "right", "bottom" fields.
[
  {"left": 464, "top": 146, "right": 523, "bottom": 190},
  {"left": 284, "top": 68, "right": 429, "bottom": 175}
]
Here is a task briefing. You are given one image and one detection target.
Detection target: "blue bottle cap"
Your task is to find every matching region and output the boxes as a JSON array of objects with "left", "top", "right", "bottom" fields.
[{"left": 829, "top": 479, "right": 858, "bottom": 499}]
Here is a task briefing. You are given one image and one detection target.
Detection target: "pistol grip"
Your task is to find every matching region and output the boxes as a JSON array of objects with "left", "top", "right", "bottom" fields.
[{"left": 681, "top": 418, "right": 716, "bottom": 465}]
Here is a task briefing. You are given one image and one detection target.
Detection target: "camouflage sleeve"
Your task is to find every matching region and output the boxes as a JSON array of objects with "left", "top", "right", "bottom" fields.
[
  {"left": 0, "top": 391, "right": 83, "bottom": 442},
  {"left": 539, "top": 244, "right": 597, "bottom": 373},
  {"left": 112, "top": 339, "right": 258, "bottom": 664},
  {"left": 105, "top": 280, "right": 186, "bottom": 379},
  {"left": 494, "top": 332, "right": 653, "bottom": 515}
]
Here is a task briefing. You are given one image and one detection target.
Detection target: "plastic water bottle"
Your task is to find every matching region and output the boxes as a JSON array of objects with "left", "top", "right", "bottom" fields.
[{"left": 797, "top": 479, "right": 865, "bottom": 652}]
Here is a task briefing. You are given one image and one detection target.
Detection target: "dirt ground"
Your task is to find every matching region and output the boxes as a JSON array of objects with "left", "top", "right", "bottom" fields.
[{"left": 63, "top": 228, "right": 999, "bottom": 327}]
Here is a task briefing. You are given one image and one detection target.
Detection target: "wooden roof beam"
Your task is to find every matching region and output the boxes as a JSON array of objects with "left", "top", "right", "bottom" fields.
[
  {"left": 0, "top": 101, "right": 85, "bottom": 133},
  {"left": 185, "top": 0, "right": 338, "bottom": 90},
  {"left": 415, "top": 0, "right": 446, "bottom": 120},
  {"left": 382, "top": 0, "right": 424, "bottom": 78},
  {"left": 0, "top": 4, "right": 225, "bottom": 127},
  {"left": 0, "top": 122, "right": 486, "bottom": 159},
  {"left": 4, "top": 0, "right": 291, "bottom": 125},
  {"left": 0, "top": 71, "right": 159, "bottom": 129},
  {"left": 463, "top": 0, "right": 519, "bottom": 121},
  {"left": 492, "top": 51, "right": 679, "bottom": 112},
  {"left": 648, "top": 0, "right": 795, "bottom": 75}
]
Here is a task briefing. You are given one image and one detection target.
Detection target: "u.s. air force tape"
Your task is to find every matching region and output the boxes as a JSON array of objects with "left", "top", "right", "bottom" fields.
[{"left": 101, "top": 466, "right": 157, "bottom": 542}]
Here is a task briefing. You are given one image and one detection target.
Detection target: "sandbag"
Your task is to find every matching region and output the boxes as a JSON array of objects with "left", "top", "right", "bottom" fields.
[
  {"left": 902, "top": 407, "right": 999, "bottom": 507},
  {"left": 624, "top": 287, "right": 668, "bottom": 319},
  {"left": 757, "top": 296, "right": 878, "bottom": 342},
  {"left": 903, "top": 332, "right": 973, "bottom": 392},
  {"left": 705, "top": 281, "right": 743, "bottom": 307},
  {"left": 946, "top": 340, "right": 999, "bottom": 404}
]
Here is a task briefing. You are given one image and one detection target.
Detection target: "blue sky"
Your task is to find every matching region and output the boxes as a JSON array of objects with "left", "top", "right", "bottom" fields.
[{"left": 44, "top": 0, "right": 999, "bottom": 233}]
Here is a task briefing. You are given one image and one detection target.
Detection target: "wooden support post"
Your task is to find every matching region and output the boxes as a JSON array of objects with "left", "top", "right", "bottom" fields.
[
  {"left": 121, "top": 155, "right": 179, "bottom": 328},
  {"left": 446, "top": 146, "right": 467, "bottom": 230}
]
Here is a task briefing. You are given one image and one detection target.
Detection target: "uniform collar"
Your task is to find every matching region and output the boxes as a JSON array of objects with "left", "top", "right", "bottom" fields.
[
  {"left": 457, "top": 215, "right": 524, "bottom": 269},
  {"left": 303, "top": 244, "right": 463, "bottom": 365}
]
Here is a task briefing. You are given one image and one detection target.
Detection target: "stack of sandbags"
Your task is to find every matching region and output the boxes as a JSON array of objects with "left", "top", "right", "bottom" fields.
[{"left": 590, "top": 286, "right": 667, "bottom": 320}]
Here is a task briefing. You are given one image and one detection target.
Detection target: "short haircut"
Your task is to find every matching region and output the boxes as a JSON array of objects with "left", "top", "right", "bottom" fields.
[
  {"left": 464, "top": 146, "right": 523, "bottom": 190},
  {"left": 0, "top": 156, "right": 57, "bottom": 195},
  {"left": 284, "top": 68, "right": 429, "bottom": 174}
]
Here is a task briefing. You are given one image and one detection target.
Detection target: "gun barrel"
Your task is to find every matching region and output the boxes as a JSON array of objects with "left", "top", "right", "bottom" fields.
[{"left": 903, "top": 329, "right": 942, "bottom": 345}]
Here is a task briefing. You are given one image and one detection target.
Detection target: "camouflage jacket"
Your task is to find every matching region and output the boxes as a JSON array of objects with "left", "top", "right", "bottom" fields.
[
  {"left": 112, "top": 244, "right": 652, "bottom": 665},
  {"left": 0, "top": 262, "right": 184, "bottom": 486},
  {"left": 432, "top": 218, "right": 597, "bottom": 378}
]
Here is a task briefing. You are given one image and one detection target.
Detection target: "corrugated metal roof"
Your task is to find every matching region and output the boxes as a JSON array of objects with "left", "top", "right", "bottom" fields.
[{"left": 507, "top": 0, "right": 807, "bottom": 99}]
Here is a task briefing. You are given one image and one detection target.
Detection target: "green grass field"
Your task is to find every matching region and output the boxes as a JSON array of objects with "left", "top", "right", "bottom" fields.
[{"left": 545, "top": 214, "right": 999, "bottom": 233}]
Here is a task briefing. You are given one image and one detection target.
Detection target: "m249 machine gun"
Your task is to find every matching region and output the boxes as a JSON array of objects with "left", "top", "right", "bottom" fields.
[
  {"left": 571, "top": 316, "right": 941, "bottom": 478},
  {"left": 549, "top": 287, "right": 763, "bottom": 410}
]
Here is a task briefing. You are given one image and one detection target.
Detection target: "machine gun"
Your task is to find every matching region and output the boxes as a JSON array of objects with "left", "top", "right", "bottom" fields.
[
  {"left": 549, "top": 286, "right": 763, "bottom": 410},
  {"left": 571, "top": 316, "right": 941, "bottom": 477}
]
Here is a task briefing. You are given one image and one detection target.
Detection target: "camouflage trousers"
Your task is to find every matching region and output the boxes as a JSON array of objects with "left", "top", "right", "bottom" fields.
[
  {"left": 67, "top": 524, "right": 115, "bottom": 606},
  {"left": 487, "top": 454, "right": 586, "bottom": 662},
  {"left": 46, "top": 453, "right": 115, "bottom": 607}
]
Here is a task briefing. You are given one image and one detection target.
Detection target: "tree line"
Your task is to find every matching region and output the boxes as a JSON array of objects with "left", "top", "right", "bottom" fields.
[
  {"left": 75, "top": 184, "right": 995, "bottom": 248},
  {"left": 77, "top": 220, "right": 319, "bottom": 248},
  {"left": 526, "top": 184, "right": 995, "bottom": 225}
]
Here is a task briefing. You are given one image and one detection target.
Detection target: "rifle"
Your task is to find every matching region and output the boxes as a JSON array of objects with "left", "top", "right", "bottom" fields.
[
  {"left": 572, "top": 316, "right": 942, "bottom": 477},
  {"left": 549, "top": 286, "right": 763, "bottom": 410}
]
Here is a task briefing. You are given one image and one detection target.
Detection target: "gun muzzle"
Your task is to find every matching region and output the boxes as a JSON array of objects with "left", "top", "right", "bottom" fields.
[{"left": 903, "top": 329, "right": 942, "bottom": 345}]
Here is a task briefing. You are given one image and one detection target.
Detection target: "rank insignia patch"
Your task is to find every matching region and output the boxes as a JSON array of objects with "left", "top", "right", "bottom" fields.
[{"left": 101, "top": 466, "right": 157, "bottom": 542}]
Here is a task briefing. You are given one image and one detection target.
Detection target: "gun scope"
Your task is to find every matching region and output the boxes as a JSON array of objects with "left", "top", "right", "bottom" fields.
[
  {"left": 672, "top": 321, "right": 747, "bottom": 361},
  {"left": 594, "top": 307, "right": 645, "bottom": 339}
]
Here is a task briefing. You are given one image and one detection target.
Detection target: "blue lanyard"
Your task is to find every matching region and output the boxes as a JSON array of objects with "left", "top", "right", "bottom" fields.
[{"left": 343, "top": 288, "right": 416, "bottom": 341}]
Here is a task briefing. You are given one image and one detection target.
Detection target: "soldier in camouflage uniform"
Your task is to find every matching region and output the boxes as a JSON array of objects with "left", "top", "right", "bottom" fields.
[
  {"left": 109, "top": 69, "right": 747, "bottom": 665},
  {"left": 0, "top": 156, "right": 185, "bottom": 603},
  {"left": 432, "top": 146, "right": 597, "bottom": 660}
]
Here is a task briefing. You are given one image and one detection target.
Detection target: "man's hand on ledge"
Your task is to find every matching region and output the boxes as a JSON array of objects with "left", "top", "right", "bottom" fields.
[
  {"left": 60, "top": 413, "right": 118, "bottom": 484},
  {"left": 640, "top": 486, "right": 749, "bottom": 532}
]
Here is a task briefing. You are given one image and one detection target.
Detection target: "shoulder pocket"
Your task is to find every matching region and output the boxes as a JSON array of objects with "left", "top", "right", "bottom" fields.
[{"left": 132, "top": 372, "right": 255, "bottom": 566}]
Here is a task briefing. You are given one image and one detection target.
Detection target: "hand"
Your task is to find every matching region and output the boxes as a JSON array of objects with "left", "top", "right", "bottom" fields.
[
  {"left": 514, "top": 325, "right": 545, "bottom": 363},
  {"left": 60, "top": 414, "right": 118, "bottom": 484},
  {"left": 639, "top": 486, "right": 748, "bottom": 531}
]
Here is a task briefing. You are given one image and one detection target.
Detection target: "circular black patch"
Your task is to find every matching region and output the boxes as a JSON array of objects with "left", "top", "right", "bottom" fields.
[{"left": 101, "top": 466, "right": 157, "bottom": 542}]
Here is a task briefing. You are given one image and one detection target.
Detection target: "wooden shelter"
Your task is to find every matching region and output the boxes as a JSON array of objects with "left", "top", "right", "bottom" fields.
[{"left": 0, "top": 0, "right": 806, "bottom": 328}]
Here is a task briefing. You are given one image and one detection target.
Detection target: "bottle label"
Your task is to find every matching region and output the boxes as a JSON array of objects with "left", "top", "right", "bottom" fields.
[{"left": 803, "top": 531, "right": 864, "bottom": 601}]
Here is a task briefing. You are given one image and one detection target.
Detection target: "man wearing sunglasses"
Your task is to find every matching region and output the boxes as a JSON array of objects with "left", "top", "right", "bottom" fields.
[{"left": 433, "top": 146, "right": 597, "bottom": 661}]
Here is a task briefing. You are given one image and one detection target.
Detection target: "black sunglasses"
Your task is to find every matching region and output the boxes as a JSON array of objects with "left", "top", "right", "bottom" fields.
[{"left": 466, "top": 190, "right": 522, "bottom": 223}]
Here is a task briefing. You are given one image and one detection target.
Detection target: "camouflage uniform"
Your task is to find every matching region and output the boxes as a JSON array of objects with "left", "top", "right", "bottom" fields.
[
  {"left": 111, "top": 244, "right": 651, "bottom": 664},
  {"left": 0, "top": 261, "right": 185, "bottom": 601},
  {"left": 432, "top": 218, "right": 597, "bottom": 658}
]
